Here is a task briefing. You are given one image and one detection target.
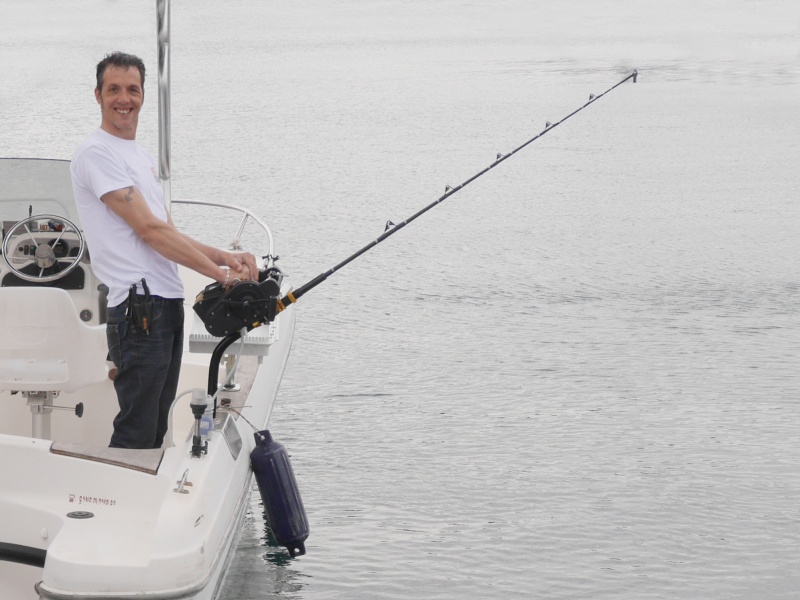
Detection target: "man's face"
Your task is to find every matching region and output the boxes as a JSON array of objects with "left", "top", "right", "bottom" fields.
[{"left": 95, "top": 66, "right": 143, "bottom": 140}]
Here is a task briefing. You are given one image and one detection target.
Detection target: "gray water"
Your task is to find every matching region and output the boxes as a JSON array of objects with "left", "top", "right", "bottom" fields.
[{"left": 2, "top": 1, "right": 799, "bottom": 598}]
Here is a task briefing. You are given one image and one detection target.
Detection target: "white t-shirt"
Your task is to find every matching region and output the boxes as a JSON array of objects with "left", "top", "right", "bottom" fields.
[{"left": 71, "top": 129, "right": 184, "bottom": 307}]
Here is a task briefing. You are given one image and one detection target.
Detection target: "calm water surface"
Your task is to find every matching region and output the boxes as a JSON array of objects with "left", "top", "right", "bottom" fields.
[{"left": 1, "top": 1, "right": 799, "bottom": 598}]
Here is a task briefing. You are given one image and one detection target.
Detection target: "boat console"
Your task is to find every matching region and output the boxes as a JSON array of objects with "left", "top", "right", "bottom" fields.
[{"left": 0, "top": 159, "right": 106, "bottom": 326}]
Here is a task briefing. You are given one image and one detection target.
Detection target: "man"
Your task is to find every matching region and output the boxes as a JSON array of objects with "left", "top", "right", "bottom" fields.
[{"left": 71, "top": 52, "right": 256, "bottom": 449}]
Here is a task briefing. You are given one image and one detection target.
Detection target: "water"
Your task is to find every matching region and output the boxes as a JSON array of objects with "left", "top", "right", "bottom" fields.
[{"left": 2, "top": 1, "right": 799, "bottom": 598}]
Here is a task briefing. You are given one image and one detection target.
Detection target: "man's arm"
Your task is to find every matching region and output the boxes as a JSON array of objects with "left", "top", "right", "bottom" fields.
[
  {"left": 101, "top": 186, "right": 250, "bottom": 283},
  {"left": 166, "top": 213, "right": 259, "bottom": 280}
]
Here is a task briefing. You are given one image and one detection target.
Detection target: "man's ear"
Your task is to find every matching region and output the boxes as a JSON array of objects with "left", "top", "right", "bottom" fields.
[{"left": 94, "top": 87, "right": 102, "bottom": 105}]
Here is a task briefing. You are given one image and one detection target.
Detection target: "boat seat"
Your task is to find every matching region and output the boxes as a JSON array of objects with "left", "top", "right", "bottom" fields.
[{"left": 0, "top": 287, "right": 108, "bottom": 438}]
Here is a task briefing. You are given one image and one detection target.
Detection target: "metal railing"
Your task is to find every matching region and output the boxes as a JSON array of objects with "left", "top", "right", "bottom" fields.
[{"left": 171, "top": 199, "right": 276, "bottom": 265}]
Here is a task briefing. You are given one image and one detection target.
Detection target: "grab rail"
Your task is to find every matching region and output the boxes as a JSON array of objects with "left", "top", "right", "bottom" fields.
[{"left": 171, "top": 199, "right": 276, "bottom": 266}]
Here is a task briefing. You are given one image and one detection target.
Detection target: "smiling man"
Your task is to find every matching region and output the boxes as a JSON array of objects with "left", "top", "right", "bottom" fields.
[
  {"left": 95, "top": 55, "right": 142, "bottom": 139},
  {"left": 70, "top": 52, "right": 257, "bottom": 449}
]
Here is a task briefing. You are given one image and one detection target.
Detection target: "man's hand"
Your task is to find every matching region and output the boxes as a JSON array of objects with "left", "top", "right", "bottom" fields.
[{"left": 222, "top": 251, "right": 259, "bottom": 281}]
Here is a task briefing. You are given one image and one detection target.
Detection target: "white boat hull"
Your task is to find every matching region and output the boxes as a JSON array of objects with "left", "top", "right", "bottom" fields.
[{"left": 0, "top": 300, "right": 295, "bottom": 599}]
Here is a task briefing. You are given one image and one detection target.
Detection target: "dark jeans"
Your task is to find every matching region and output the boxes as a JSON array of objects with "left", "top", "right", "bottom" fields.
[{"left": 106, "top": 296, "right": 184, "bottom": 449}]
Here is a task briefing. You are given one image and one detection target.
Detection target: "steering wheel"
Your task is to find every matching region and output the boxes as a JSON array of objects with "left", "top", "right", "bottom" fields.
[{"left": 2, "top": 214, "right": 86, "bottom": 283}]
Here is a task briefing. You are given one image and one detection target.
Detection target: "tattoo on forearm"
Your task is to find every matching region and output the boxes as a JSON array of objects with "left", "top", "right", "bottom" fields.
[{"left": 124, "top": 186, "right": 134, "bottom": 202}]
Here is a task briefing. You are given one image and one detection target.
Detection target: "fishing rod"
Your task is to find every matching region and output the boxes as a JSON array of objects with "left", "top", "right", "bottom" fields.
[
  {"left": 195, "top": 69, "right": 638, "bottom": 335},
  {"left": 275, "top": 69, "right": 637, "bottom": 313}
]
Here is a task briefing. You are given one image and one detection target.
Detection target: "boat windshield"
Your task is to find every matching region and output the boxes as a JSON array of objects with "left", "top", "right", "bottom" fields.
[{"left": 0, "top": 158, "right": 81, "bottom": 228}]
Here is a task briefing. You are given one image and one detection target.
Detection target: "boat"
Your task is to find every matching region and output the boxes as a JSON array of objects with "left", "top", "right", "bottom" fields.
[{"left": 0, "top": 1, "right": 298, "bottom": 598}]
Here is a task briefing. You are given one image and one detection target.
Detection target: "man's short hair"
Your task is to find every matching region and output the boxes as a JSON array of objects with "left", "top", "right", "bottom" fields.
[{"left": 96, "top": 52, "right": 146, "bottom": 92}]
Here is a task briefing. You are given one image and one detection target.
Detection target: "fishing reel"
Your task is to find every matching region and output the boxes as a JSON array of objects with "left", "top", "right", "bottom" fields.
[{"left": 193, "top": 267, "right": 283, "bottom": 337}]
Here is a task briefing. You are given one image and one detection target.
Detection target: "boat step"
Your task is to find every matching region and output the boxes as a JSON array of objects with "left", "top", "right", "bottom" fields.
[{"left": 50, "top": 443, "right": 164, "bottom": 475}]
